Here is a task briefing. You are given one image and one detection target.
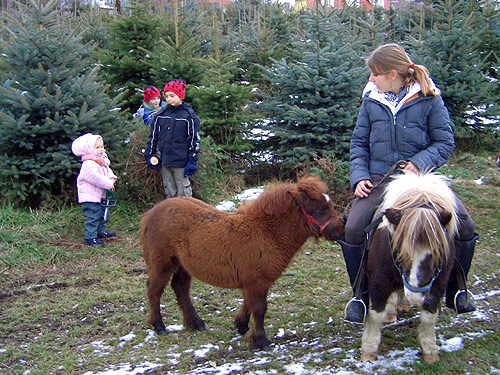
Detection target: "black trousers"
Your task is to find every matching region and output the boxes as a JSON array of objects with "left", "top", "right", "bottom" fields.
[{"left": 344, "top": 174, "right": 475, "bottom": 245}]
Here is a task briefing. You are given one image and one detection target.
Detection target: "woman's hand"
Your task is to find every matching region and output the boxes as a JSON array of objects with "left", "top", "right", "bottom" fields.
[
  {"left": 354, "top": 179, "right": 373, "bottom": 198},
  {"left": 402, "top": 161, "right": 420, "bottom": 174}
]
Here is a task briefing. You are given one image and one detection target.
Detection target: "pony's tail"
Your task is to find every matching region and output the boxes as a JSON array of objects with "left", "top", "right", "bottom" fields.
[{"left": 393, "top": 208, "right": 450, "bottom": 268}]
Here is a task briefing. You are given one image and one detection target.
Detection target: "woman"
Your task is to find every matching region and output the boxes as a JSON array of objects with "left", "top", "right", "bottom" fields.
[{"left": 340, "top": 43, "right": 478, "bottom": 324}]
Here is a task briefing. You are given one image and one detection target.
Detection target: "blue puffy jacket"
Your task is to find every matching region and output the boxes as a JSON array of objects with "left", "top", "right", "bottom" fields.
[
  {"left": 350, "top": 82, "right": 455, "bottom": 190},
  {"left": 135, "top": 101, "right": 165, "bottom": 126},
  {"left": 146, "top": 102, "right": 200, "bottom": 168}
]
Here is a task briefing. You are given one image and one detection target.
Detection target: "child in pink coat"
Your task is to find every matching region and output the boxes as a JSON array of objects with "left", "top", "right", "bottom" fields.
[{"left": 71, "top": 133, "right": 117, "bottom": 246}]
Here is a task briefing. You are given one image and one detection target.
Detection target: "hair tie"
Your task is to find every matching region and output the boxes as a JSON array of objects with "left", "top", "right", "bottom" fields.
[{"left": 410, "top": 63, "right": 415, "bottom": 69}]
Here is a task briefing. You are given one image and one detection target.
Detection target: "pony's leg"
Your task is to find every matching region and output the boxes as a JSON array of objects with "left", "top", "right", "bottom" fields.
[
  {"left": 361, "top": 308, "right": 385, "bottom": 361},
  {"left": 234, "top": 300, "right": 250, "bottom": 335},
  {"left": 418, "top": 310, "right": 440, "bottom": 364},
  {"left": 171, "top": 266, "right": 206, "bottom": 331},
  {"left": 146, "top": 266, "right": 173, "bottom": 335},
  {"left": 243, "top": 287, "right": 271, "bottom": 350},
  {"left": 384, "top": 291, "right": 399, "bottom": 323},
  {"left": 398, "top": 291, "right": 412, "bottom": 312}
]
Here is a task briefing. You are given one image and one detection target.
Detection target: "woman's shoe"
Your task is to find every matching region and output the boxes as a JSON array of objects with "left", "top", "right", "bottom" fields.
[{"left": 344, "top": 297, "right": 367, "bottom": 324}]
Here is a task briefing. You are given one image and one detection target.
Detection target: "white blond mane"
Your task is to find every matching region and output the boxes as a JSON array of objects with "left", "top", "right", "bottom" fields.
[{"left": 377, "top": 172, "right": 459, "bottom": 238}]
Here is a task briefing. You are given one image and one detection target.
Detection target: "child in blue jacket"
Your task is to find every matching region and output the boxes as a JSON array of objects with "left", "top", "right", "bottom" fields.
[{"left": 135, "top": 85, "right": 164, "bottom": 126}]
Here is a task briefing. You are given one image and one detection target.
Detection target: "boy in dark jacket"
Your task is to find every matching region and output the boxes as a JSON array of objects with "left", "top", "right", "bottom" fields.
[{"left": 145, "top": 79, "right": 201, "bottom": 198}]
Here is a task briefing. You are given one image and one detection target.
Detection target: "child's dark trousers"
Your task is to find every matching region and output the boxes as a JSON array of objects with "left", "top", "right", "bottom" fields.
[{"left": 82, "top": 202, "right": 107, "bottom": 240}]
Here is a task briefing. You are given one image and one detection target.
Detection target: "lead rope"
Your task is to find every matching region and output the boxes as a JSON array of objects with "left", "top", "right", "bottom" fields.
[{"left": 348, "top": 160, "right": 408, "bottom": 301}]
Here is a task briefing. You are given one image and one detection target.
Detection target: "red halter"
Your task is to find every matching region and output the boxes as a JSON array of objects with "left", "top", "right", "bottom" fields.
[{"left": 300, "top": 207, "right": 337, "bottom": 236}]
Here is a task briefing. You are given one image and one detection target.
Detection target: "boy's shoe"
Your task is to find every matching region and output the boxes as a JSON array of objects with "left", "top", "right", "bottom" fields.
[
  {"left": 85, "top": 238, "right": 105, "bottom": 246},
  {"left": 97, "top": 232, "right": 117, "bottom": 240}
]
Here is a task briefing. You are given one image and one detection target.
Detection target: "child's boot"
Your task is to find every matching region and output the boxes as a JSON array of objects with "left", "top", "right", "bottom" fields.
[
  {"left": 85, "top": 238, "right": 105, "bottom": 246},
  {"left": 98, "top": 232, "right": 117, "bottom": 240}
]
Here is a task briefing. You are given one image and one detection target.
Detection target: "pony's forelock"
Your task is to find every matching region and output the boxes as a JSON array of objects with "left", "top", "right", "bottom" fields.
[
  {"left": 392, "top": 208, "right": 450, "bottom": 268},
  {"left": 379, "top": 173, "right": 458, "bottom": 268},
  {"left": 380, "top": 173, "right": 458, "bottom": 235}
]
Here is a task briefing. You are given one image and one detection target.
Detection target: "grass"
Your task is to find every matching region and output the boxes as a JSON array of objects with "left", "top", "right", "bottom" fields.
[{"left": 1, "top": 151, "right": 500, "bottom": 374}]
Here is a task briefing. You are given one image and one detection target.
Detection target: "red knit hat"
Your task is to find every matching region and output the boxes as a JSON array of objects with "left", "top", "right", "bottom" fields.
[
  {"left": 163, "top": 79, "right": 186, "bottom": 100},
  {"left": 143, "top": 85, "right": 161, "bottom": 103}
]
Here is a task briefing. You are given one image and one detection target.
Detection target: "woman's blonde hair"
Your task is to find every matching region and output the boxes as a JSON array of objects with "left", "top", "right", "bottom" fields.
[{"left": 366, "top": 43, "right": 440, "bottom": 97}]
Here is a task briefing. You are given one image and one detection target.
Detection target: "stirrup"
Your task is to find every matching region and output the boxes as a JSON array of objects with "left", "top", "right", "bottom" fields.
[
  {"left": 452, "top": 290, "right": 476, "bottom": 314},
  {"left": 344, "top": 297, "right": 367, "bottom": 324}
]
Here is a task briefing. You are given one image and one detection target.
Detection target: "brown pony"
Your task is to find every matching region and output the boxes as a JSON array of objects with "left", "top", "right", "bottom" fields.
[{"left": 140, "top": 176, "right": 344, "bottom": 349}]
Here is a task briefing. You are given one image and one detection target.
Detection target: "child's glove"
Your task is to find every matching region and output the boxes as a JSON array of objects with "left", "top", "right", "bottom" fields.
[
  {"left": 184, "top": 162, "right": 197, "bottom": 177},
  {"left": 145, "top": 153, "right": 161, "bottom": 170}
]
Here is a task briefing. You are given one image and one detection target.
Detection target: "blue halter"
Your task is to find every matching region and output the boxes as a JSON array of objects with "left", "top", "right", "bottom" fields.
[
  {"left": 389, "top": 202, "right": 445, "bottom": 294},
  {"left": 398, "top": 265, "right": 441, "bottom": 294}
]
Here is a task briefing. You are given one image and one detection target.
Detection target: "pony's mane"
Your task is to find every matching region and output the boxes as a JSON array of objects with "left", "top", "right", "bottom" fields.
[
  {"left": 378, "top": 173, "right": 458, "bottom": 268},
  {"left": 238, "top": 176, "right": 328, "bottom": 218}
]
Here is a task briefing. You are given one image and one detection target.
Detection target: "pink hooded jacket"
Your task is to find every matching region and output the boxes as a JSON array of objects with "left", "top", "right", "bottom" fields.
[{"left": 71, "top": 133, "right": 117, "bottom": 203}]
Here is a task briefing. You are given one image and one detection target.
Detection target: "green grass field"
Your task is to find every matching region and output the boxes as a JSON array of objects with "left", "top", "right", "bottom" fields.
[{"left": 1, "top": 152, "right": 499, "bottom": 375}]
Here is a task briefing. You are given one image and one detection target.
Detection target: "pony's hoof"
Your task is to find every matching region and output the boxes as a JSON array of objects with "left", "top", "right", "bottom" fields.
[
  {"left": 186, "top": 319, "right": 206, "bottom": 331},
  {"left": 422, "top": 354, "right": 439, "bottom": 364},
  {"left": 398, "top": 303, "right": 412, "bottom": 312},
  {"left": 361, "top": 353, "right": 377, "bottom": 362},
  {"left": 195, "top": 324, "right": 207, "bottom": 331},
  {"left": 384, "top": 313, "right": 397, "bottom": 323},
  {"left": 254, "top": 339, "right": 271, "bottom": 351},
  {"left": 153, "top": 324, "right": 167, "bottom": 335},
  {"left": 238, "top": 326, "right": 250, "bottom": 335},
  {"left": 194, "top": 319, "right": 207, "bottom": 331},
  {"left": 235, "top": 322, "right": 250, "bottom": 335},
  {"left": 251, "top": 335, "right": 271, "bottom": 351}
]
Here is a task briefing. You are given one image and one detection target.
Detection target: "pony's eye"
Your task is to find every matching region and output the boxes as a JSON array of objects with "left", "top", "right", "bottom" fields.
[{"left": 313, "top": 210, "right": 323, "bottom": 217}]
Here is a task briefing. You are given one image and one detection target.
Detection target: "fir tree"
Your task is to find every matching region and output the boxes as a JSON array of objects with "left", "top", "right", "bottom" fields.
[
  {"left": 408, "top": 0, "right": 498, "bottom": 139},
  {"left": 0, "top": 0, "right": 127, "bottom": 207},
  {"left": 229, "top": 3, "right": 294, "bottom": 92},
  {"left": 256, "top": 9, "right": 366, "bottom": 169},
  {"left": 190, "top": 12, "right": 260, "bottom": 165},
  {"left": 145, "top": 3, "right": 206, "bottom": 90},
  {"left": 97, "top": 5, "right": 161, "bottom": 111}
]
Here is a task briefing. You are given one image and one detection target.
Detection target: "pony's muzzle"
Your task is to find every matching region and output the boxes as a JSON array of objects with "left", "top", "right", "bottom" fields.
[
  {"left": 323, "top": 216, "right": 345, "bottom": 241},
  {"left": 404, "top": 290, "right": 425, "bottom": 306}
]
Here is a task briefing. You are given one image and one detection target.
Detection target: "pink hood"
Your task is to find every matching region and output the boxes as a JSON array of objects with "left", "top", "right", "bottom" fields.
[
  {"left": 71, "top": 133, "right": 102, "bottom": 157},
  {"left": 71, "top": 133, "right": 117, "bottom": 203}
]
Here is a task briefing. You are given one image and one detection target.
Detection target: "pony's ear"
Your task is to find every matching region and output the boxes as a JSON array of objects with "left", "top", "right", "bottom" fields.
[
  {"left": 288, "top": 188, "right": 307, "bottom": 206},
  {"left": 384, "top": 208, "right": 402, "bottom": 226},
  {"left": 439, "top": 210, "right": 452, "bottom": 227}
]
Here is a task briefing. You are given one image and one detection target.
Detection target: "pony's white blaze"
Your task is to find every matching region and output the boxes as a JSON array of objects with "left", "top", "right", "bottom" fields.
[
  {"left": 405, "top": 246, "right": 430, "bottom": 306},
  {"left": 323, "top": 193, "right": 330, "bottom": 202}
]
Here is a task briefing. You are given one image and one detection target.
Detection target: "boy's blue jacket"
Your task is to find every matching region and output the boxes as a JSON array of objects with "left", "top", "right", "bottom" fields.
[
  {"left": 135, "top": 101, "right": 165, "bottom": 126},
  {"left": 146, "top": 102, "right": 200, "bottom": 168},
  {"left": 350, "top": 82, "right": 455, "bottom": 191}
]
